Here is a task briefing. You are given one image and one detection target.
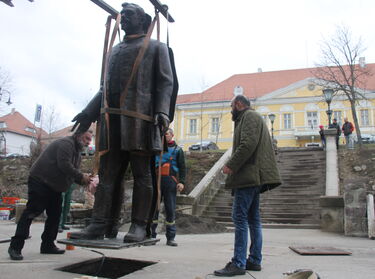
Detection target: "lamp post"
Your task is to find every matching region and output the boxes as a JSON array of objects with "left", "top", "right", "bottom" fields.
[
  {"left": 268, "top": 113, "right": 276, "bottom": 140},
  {"left": 0, "top": 87, "right": 12, "bottom": 106},
  {"left": 323, "top": 88, "right": 334, "bottom": 127}
]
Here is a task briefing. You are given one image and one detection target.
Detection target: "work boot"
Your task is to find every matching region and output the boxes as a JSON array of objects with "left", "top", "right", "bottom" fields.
[
  {"left": 69, "top": 222, "right": 106, "bottom": 240},
  {"left": 123, "top": 222, "right": 147, "bottom": 243},
  {"left": 246, "top": 259, "right": 261, "bottom": 271},
  {"left": 40, "top": 243, "right": 65, "bottom": 254},
  {"left": 8, "top": 247, "right": 23, "bottom": 261},
  {"left": 214, "top": 262, "right": 245, "bottom": 277},
  {"left": 166, "top": 239, "right": 178, "bottom": 247}
]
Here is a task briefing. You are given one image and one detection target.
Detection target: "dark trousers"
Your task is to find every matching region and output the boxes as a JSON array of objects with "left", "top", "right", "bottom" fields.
[
  {"left": 151, "top": 176, "right": 177, "bottom": 240},
  {"left": 10, "top": 177, "right": 62, "bottom": 251}
]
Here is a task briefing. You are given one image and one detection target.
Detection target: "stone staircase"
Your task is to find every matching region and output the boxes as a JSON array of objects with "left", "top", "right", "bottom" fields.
[{"left": 200, "top": 148, "right": 326, "bottom": 229}]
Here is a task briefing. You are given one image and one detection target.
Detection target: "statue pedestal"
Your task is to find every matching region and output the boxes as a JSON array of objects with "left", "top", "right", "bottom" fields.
[{"left": 58, "top": 236, "right": 159, "bottom": 249}]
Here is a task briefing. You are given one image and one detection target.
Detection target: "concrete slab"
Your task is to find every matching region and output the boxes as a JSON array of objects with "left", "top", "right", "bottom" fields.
[{"left": 1, "top": 220, "right": 375, "bottom": 279}]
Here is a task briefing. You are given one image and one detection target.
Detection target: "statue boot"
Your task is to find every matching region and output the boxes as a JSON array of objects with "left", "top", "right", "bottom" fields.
[
  {"left": 123, "top": 222, "right": 147, "bottom": 243},
  {"left": 69, "top": 222, "right": 107, "bottom": 240},
  {"left": 123, "top": 176, "right": 152, "bottom": 243},
  {"left": 105, "top": 219, "right": 120, "bottom": 239}
]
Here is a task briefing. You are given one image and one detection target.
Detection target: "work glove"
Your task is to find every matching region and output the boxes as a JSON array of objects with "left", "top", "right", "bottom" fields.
[{"left": 71, "top": 112, "right": 92, "bottom": 133}]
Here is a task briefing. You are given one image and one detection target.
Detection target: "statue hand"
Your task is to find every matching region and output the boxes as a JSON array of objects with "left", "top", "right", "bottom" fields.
[
  {"left": 154, "top": 113, "right": 170, "bottom": 133},
  {"left": 71, "top": 112, "right": 91, "bottom": 132}
]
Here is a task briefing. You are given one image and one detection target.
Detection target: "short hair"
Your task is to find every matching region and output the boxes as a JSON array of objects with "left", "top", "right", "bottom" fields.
[
  {"left": 233, "top": 95, "right": 250, "bottom": 107},
  {"left": 122, "top": 3, "right": 145, "bottom": 18},
  {"left": 167, "top": 128, "right": 174, "bottom": 135}
]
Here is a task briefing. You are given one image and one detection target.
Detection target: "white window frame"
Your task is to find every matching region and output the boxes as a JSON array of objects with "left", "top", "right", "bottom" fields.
[
  {"left": 211, "top": 117, "right": 220, "bottom": 134},
  {"left": 333, "top": 111, "right": 342, "bottom": 124},
  {"left": 283, "top": 113, "right": 292, "bottom": 129},
  {"left": 361, "top": 109, "right": 370, "bottom": 126},
  {"left": 189, "top": 119, "right": 197, "bottom": 135},
  {"left": 306, "top": 111, "right": 318, "bottom": 129}
]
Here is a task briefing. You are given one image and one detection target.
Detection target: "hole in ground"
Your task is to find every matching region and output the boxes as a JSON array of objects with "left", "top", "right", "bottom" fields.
[{"left": 57, "top": 257, "right": 157, "bottom": 279}]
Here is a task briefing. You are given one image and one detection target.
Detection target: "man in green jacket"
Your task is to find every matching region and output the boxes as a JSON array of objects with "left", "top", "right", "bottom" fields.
[{"left": 215, "top": 95, "right": 281, "bottom": 277}]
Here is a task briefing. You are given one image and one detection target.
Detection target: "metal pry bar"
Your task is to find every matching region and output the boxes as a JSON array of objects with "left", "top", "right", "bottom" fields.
[
  {"left": 90, "top": 0, "right": 118, "bottom": 19},
  {"left": 149, "top": 0, "right": 175, "bottom": 22},
  {"left": 90, "top": 0, "right": 175, "bottom": 23}
]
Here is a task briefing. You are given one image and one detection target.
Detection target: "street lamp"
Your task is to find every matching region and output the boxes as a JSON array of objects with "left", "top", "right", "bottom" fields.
[
  {"left": 323, "top": 88, "right": 334, "bottom": 126},
  {"left": 0, "top": 87, "right": 12, "bottom": 106},
  {"left": 268, "top": 113, "right": 276, "bottom": 140}
]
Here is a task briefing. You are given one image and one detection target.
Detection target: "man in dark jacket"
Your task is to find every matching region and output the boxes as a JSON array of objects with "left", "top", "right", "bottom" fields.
[
  {"left": 8, "top": 130, "right": 93, "bottom": 261},
  {"left": 329, "top": 118, "right": 341, "bottom": 149},
  {"left": 70, "top": 2, "right": 177, "bottom": 243},
  {"left": 150, "top": 128, "right": 186, "bottom": 246},
  {"left": 214, "top": 95, "right": 281, "bottom": 277}
]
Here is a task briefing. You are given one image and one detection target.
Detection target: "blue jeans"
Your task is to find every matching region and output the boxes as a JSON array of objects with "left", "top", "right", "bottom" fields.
[{"left": 231, "top": 186, "right": 262, "bottom": 269}]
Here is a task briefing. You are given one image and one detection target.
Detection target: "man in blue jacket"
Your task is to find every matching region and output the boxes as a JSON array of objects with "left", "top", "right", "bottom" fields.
[{"left": 150, "top": 128, "right": 185, "bottom": 246}]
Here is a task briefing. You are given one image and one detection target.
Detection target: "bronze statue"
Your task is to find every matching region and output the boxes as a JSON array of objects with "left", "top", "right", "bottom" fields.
[{"left": 70, "top": 2, "right": 178, "bottom": 243}]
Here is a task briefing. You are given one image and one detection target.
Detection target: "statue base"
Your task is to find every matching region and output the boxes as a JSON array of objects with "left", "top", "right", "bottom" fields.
[{"left": 57, "top": 235, "right": 160, "bottom": 249}]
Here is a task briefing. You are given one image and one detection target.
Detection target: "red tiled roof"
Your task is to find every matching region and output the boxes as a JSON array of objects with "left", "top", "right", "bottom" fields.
[
  {"left": 176, "top": 64, "right": 375, "bottom": 104},
  {"left": 43, "top": 123, "right": 97, "bottom": 140},
  {"left": 0, "top": 110, "right": 47, "bottom": 138}
]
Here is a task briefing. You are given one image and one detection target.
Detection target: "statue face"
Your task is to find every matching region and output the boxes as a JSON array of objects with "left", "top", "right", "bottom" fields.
[{"left": 120, "top": 4, "right": 144, "bottom": 35}]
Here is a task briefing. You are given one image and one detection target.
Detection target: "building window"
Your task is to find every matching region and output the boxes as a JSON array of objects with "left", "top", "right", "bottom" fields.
[
  {"left": 361, "top": 109, "right": 369, "bottom": 126},
  {"left": 306, "top": 111, "right": 318, "bottom": 129},
  {"left": 283, "top": 113, "right": 292, "bottom": 129},
  {"left": 189, "top": 119, "right": 197, "bottom": 134},
  {"left": 0, "top": 122, "right": 6, "bottom": 128},
  {"left": 333, "top": 111, "right": 342, "bottom": 124},
  {"left": 25, "top": 127, "right": 36, "bottom": 133},
  {"left": 211, "top": 117, "right": 219, "bottom": 134}
]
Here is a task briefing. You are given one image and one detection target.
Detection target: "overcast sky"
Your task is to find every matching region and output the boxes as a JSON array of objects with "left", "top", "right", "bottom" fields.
[{"left": 1, "top": 0, "right": 375, "bottom": 130}]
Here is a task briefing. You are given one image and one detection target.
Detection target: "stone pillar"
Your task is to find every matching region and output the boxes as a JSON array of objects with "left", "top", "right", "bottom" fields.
[
  {"left": 324, "top": 129, "right": 339, "bottom": 196},
  {"left": 320, "top": 196, "right": 344, "bottom": 232},
  {"left": 367, "top": 194, "right": 375, "bottom": 239},
  {"left": 344, "top": 179, "right": 368, "bottom": 237}
]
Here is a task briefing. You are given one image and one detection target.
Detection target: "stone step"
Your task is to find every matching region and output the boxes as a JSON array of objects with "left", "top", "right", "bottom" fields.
[
  {"left": 216, "top": 222, "right": 321, "bottom": 230},
  {"left": 204, "top": 215, "right": 320, "bottom": 225},
  {"left": 200, "top": 148, "right": 326, "bottom": 229}
]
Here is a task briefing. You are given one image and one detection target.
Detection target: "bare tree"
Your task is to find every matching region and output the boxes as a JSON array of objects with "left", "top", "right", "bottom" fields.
[
  {"left": 0, "top": 67, "right": 13, "bottom": 113},
  {"left": 313, "top": 25, "right": 373, "bottom": 145},
  {"left": 41, "top": 105, "right": 63, "bottom": 135}
]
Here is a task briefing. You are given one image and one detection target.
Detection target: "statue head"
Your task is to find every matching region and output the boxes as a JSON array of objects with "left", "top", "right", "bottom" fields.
[{"left": 121, "top": 2, "right": 147, "bottom": 35}]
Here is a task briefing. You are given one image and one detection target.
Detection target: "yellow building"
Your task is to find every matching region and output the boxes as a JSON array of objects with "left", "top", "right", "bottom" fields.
[{"left": 173, "top": 65, "right": 375, "bottom": 150}]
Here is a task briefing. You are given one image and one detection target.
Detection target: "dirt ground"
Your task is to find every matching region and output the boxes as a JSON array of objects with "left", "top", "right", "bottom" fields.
[{"left": 338, "top": 144, "right": 375, "bottom": 194}]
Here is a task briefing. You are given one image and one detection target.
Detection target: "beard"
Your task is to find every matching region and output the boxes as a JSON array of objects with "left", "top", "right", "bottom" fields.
[
  {"left": 231, "top": 108, "right": 240, "bottom": 121},
  {"left": 77, "top": 140, "right": 85, "bottom": 151}
]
